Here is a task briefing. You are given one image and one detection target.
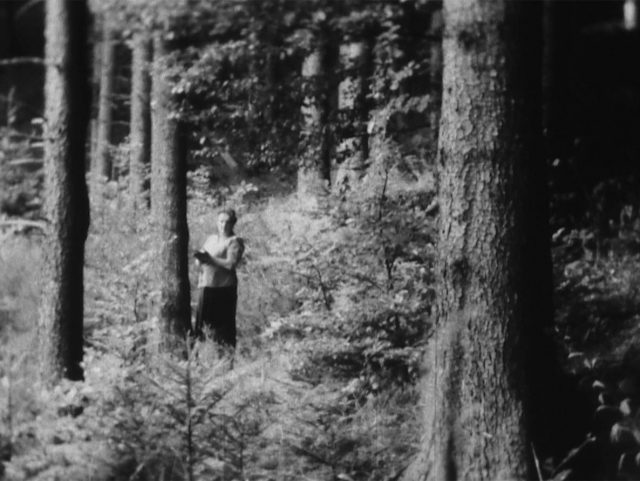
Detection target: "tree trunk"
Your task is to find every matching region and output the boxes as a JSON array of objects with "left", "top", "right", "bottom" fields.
[
  {"left": 88, "top": 17, "right": 102, "bottom": 173},
  {"left": 298, "top": 36, "right": 333, "bottom": 199},
  {"left": 427, "top": 9, "right": 443, "bottom": 164},
  {"left": 94, "top": 12, "right": 115, "bottom": 183},
  {"left": 150, "top": 33, "right": 191, "bottom": 349},
  {"left": 39, "top": 0, "right": 91, "bottom": 383},
  {"left": 334, "top": 39, "right": 372, "bottom": 191},
  {"left": 129, "top": 32, "right": 152, "bottom": 215},
  {"left": 405, "top": 1, "right": 545, "bottom": 479}
]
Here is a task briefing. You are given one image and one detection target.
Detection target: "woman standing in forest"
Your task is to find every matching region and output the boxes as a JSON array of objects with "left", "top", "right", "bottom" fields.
[{"left": 194, "top": 208, "right": 244, "bottom": 348}]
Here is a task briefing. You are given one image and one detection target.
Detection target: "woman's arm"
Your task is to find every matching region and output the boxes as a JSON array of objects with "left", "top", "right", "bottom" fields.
[{"left": 209, "top": 239, "right": 243, "bottom": 271}]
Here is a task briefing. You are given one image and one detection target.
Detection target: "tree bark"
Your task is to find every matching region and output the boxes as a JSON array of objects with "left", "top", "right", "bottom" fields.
[
  {"left": 150, "top": 33, "right": 191, "bottom": 350},
  {"left": 94, "top": 12, "right": 115, "bottom": 183},
  {"left": 129, "top": 32, "right": 152, "bottom": 214},
  {"left": 39, "top": 0, "right": 91, "bottom": 382},
  {"left": 405, "top": 1, "right": 545, "bottom": 479},
  {"left": 298, "top": 34, "right": 333, "bottom": 199}
]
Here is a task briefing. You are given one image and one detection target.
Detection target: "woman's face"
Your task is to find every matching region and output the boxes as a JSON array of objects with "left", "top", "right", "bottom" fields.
[{"left": 217, "top": 213, "right": 234, "bottom": 236}]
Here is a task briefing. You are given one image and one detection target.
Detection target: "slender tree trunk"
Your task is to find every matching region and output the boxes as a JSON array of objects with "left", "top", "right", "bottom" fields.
[
  {"left": 265, "top": 48, "right": 279, "bottom": 125},
  {"left": 129, "top": 32, "right": 152, "bottom": 214},
  {"left": 335, "top": 39, "right": 372, "bottom": 191},
  {"left": 405, "top": 1, "right": 545, "bottom": 479},
  {"left": 88, "top": 17, "right": 102, "bottom": 174},
  {"left": 94, "top": 12, "right": 115, "bottom": 183},
  {"left": 39, "top": 0, "right": 91, "bottom": 382},
  {"left": 427, "top": 8, "right": 443, "bottom": 164},
  {"left": 298, "top": 34, "right": 333, "bottom": 199},
  {"left": 150, "top": 33, "right": 191, "bottom": 349},
  {"left": 365, "top": 36, "right": 390, "bottom": 177}
]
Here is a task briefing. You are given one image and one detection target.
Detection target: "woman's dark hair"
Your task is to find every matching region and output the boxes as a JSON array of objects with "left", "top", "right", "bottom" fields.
[{"left": 219, "top": 208, "right": 238, "bottom": 226}]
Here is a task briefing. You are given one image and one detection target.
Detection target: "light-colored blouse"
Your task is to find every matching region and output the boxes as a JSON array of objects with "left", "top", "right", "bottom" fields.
[{"left": 197, "top": 234, "right": 244, "bottom": 288}]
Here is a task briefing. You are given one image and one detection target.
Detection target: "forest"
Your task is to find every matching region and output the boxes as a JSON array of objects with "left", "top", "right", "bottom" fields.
[{"left": 1, "top": 0, "right": 640, "bottom": 480}]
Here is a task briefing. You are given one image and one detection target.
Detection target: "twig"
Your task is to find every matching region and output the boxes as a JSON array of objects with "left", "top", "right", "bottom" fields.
[
  {"left": 531, "top": 443, "right": 544, "bottom": 481},
  {"left": 185, "top": 340, "right": 195, "bottom": 481},
  {"left": 310, "top": 263, "right": 332, "bottom": 311},
  {"left": 0, "top": 219, "right": 46, "bottom": 232},
  {"left": 288, "top": 441, "right": 333, "bottom": 467}
]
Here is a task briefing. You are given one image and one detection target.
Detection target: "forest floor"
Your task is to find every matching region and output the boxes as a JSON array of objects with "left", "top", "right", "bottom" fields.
[{"left": 2, "top": 170, "right": 640, "bottom": 480}]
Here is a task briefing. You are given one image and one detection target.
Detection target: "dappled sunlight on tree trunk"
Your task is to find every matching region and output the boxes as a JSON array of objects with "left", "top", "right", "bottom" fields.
[
  {"left": 404, "top": 1, "right": 548, "bottom": 479},
  {"left": 150, "top": 33, "right": 191, "bottom": 351},
  {"left": 94, "top": 11, "right": 115, "bottom": 186},
  {"left": 129, "top": 31, "right": 152, "bottom": 218},
  {"left": 334, "top": 39, "right": 372, "bottom": 192}
]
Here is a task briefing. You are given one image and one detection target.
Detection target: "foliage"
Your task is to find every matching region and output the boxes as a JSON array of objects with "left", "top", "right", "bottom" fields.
[
  {"left": 549, "top": 232, "right": 640, "bottom": 479},
  {"left": 0, "top": 127, "right": 43, "bottom": 220},
  {"left": 85, "top": 196, "right": 155, "bottom": 329},
  {"left": 102, "top": 341, "right": 269, "bottom": 481},
  {"left": 281, "top": 384, "right": 421, "bottom": 481},
  {"left": 0, "top": 236, "right": 41, "bottom": 335},
  {"left": 0, "top": 175, "right": 427, "bottom": 480},
  {"left": 90, "top": 0, "right": 440, "bottom": 177},
  {"left": 263, "top": 171, "right": 436, "bottom": 397}
]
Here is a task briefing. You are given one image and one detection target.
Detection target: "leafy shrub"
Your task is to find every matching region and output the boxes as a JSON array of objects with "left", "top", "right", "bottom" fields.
[
  {"left": 103, "top": 344, "right": 269, "bottom": 481},
  {"left": 0, "top": 133, "right": 43, "bottom": 219},
  {"left": 552, "top": 238, "right": 640, "bottom": 480},
  {"left": 263, "top": 171, "right": 436, "bottom": 395}
]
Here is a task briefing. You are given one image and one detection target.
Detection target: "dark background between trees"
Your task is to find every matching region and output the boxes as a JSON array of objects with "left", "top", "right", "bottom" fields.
[{"left": 1, "top": 0, "right": 640, "bottom": 480}]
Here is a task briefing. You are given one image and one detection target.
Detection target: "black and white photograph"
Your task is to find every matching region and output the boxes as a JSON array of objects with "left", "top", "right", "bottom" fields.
[{"left": 1, "top": 0, "right": 640, "bottom": 479}]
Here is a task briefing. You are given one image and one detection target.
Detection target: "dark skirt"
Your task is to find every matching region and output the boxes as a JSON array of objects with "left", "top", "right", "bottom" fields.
[{"left": 194, "top": 286, "right": 237, "bottom": 347}]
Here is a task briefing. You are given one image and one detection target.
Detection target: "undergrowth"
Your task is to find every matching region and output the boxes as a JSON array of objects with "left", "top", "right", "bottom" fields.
[
  {"left": 550, "top": 231, "right": 640, "bottom": 480},
  {"left": 1, "top": 168, "right": 427, "bottom": 480},
  {"left": 7, "top": 166, "right": 640, "bottom": 480}
]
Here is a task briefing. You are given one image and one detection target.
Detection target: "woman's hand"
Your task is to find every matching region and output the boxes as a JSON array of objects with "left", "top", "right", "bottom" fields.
[{"left": 194, "top": 250, "right": 211, "bottom": 265}]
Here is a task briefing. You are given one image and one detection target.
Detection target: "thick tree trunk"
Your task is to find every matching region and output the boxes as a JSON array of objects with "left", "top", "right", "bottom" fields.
[
  {"left": 405, "top": 1, "right": 545, "bottom": 479},
  {"left": 129, "top": 32, "right": 152, "bottom": 214},
  {"left": 298, "top": 37, "right": 333, "bottom": 199},
  {"left": 39, "top": 0, "right": 91, "bottom": 382},
  {"left": 94, "top": 12, "right": 115, "bottom": 183},
  {"left": 150, "top": 33, "right": 191, "bottom": 349},
  {"left": 334, "top": 39, "right": 371, "bottom": 191}
]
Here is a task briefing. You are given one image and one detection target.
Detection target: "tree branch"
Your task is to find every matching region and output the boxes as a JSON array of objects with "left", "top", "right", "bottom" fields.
[{"left": 0, "top": 57, "right": 45, "bottom": 67}]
